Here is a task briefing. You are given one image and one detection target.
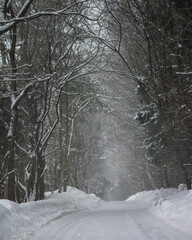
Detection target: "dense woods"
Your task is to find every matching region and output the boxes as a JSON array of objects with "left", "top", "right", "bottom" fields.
[
  {"left": 0, "top": 0, "right": 191, "bottom": 203},
  {"left": 124, "top": 0, "right": 192, "bottom": 190}
]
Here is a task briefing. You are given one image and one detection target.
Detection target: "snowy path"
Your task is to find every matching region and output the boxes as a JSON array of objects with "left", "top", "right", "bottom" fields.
[{"left": 29, "top": 200, "right": 192, "bottom": 240}]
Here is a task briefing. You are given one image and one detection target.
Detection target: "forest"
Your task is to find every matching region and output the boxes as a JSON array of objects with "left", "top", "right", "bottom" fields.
[{"left": 0, "top": 0, "right": 192, "bottom": 203}]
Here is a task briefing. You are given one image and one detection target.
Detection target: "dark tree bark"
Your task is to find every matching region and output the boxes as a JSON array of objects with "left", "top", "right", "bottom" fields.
[{"left": 7, "top": 8, "right": 17, "bottom": 201}]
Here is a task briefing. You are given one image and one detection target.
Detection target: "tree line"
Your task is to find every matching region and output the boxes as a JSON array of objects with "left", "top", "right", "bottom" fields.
[
  {"left": 102, "top": 0, "right": 192, "bottom": 190},
  {"left": 0, "top": 0, "right": 105, "bottom": 202},
  {"left": 0, "top": 0, "right": 191, "bottom": 203}
]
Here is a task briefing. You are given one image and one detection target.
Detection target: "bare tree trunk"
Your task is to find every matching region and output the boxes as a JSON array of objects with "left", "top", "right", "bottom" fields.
[
  {"left": 58, "top": 94, "right": 64, "bottom": 192},
  {"left": 7, "top": 20, "right": 17, "bottom": 201},
  {"left": 35, "top": 152, "right": 45, "bottom": 200},
  {"left": 26, "top": 157, "right": 36, "bottom": 200},
  {"left": 181, "top": 164, "right": 191, "bottom": 190},
  {"left": 176, "top": 146, "right": 191, "bottom": 190},
  {"left": 63, "top": 82, "right": 69, "bottom": 192},
  {"left": 0, "top": 39, "right": 7, "bottom": 65}
]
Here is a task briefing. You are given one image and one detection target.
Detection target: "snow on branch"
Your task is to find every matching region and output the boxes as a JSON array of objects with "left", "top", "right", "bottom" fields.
[
  {"left": 0, "top": 0, "right": 33, "bottom": 35},
  {"left": 39, "top": 87, "right": 62, "bottom": 153},
  {"left": 53, "top": 37, "right": 78, "bottom": 69},
  {"left": 176, "top": 72, "right": 192, "bottom": 75},
  {"left": 0, "top": 0, "right": 91, "bottom": 36},
  {"left": 11, "top": 82, "right": 34, "bottom": 109},
  {"left": 15, "top": 141, "right": 30, "bottom": 156},
  {"left": 0, "top": 169, "right": 16, "bottom": 184}
]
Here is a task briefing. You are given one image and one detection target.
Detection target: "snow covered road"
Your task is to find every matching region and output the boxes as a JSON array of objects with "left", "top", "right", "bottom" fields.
[{"left": 30, "top": 200, "right": 192, "bottom": 240}]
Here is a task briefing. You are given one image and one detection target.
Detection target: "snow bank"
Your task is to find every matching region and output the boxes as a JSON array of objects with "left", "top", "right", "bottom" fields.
[
  {"left": 1, "top": 186, "right": 191, "bottom": 240},
  {"left": 127, "top": 185, "right": 192, "bottom": 234},
  {"left": 0, "top": 187, "right": 102, "bottom": 240}
]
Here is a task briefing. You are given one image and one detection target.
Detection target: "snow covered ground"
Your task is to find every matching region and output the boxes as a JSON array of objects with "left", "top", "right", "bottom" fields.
[
  {"left": 127, "top": 185, "right": 192, "bottom": 236},
  {"left": 0, "top": 185, "right": 192, "bottom": 240},
  {"left": 0, "top": 187, "right": 102, "bottom": 240}
]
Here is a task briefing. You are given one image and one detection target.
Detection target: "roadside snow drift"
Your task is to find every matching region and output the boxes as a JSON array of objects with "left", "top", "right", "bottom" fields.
[
  {"left": 0, "top": 186, "right": 191, "bottom": 240},
  {"left": 0, "top": 187, "right": 102, "bottom": 240},
  {"left": 127, "top": 185, "right": 192, "bottom": 235}
]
